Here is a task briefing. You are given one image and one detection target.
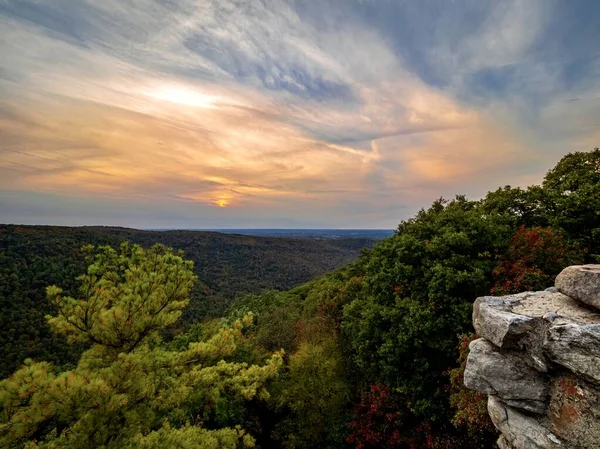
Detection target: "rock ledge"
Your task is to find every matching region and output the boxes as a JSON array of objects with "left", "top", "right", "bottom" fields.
[{"left": 465, "top": 265, "right": 600, "bottom": 449}]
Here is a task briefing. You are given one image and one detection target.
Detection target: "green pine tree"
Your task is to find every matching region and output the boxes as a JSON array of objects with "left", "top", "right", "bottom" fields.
[{"left": 0, "top": 243, "right": 282, "bottom": 449}]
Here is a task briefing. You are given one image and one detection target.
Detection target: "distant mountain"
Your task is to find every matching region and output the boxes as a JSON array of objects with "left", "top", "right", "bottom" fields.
[
  {"left": 0, "top": 224, "right": 379, "bottom": 378},
  {"left": 165, "top": 229, "right": 395, "bottom": 240}
]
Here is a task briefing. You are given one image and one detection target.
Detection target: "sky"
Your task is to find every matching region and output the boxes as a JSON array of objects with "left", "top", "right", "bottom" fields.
[{"left": 1, "top": 0, "right": 599, "bottom": 229}]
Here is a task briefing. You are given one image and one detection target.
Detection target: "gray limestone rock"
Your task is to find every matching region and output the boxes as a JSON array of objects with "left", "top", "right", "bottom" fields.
[
  {"left": 555, "top": 265, "right": 600, "bottom": 310},
  {"left": 464, "top": 339, "right": 549, "bottom": 414},
  {"left": 544, "top": 324, "right": 600, "bottom": 384},
  {"left": 497, "top": 435, "right": 516, "bottom": 449},
  {"left": 487, "top": 396, "right": 563, "bottom": 449},
  {"left": 465, "top": 266, "right": 600, "bottom": 449},
  {"left": 473, "top": 294, "right": 539, "bottom": 349},
  {"left": 473, "top": 291, "right": 600, "bottom": 373},
  {"left": 510, "top": 290, "right": 599, "bottom": 326}
]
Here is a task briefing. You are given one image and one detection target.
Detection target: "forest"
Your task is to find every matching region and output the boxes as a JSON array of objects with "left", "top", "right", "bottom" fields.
[
  {"left": 0, "top": 149, "right": 599, "bottom": 449},
  {"left": 0, "top": 227, "right": 372, "bottom": 379}
]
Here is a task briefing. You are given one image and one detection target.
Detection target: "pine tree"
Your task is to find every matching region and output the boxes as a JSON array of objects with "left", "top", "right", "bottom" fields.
[{"left": 0, "top": 243, "right": 282, "bottom": 449}]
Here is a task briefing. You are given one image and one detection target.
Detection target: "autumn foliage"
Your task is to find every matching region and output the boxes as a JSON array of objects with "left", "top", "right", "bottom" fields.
[
  {"left": 347, "top": 381, "right": 489, "bottom": 449},
  {"left": 492, "top": 225, "right": 582, "bottom": 295},
  {"left": 346, "top": 383, "right": 405, "bottom": 449}
]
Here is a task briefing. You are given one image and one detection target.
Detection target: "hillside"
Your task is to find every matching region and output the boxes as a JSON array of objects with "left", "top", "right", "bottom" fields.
[{"left": 0, "top": 225, "right": 375, "bottom": 378}]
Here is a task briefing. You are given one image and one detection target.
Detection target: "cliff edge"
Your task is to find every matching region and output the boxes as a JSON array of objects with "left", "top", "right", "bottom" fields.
[{"left": 464, "top": 265, "right": 600, "bottom": 449}]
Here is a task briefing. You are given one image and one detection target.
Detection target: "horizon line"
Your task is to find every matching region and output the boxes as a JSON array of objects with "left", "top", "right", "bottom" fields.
[{"left": 1, "top": 223, "right": 395, "bottom": 231}]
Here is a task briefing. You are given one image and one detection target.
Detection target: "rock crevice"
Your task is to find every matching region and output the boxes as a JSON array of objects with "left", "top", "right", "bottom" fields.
[{"left": 464, "top": 265, "right": 600, "bottom": 449}]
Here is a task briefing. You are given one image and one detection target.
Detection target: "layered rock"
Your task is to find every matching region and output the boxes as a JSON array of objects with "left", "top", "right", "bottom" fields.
[
  {"left": 464, "top": 339, "right": 549, "bottom": 414},
  {"left": 464, "top": 265, "right": 600, "bottom": 449},
  {"left": 555, "top": 265, "right": 600, "bottom": 310}
]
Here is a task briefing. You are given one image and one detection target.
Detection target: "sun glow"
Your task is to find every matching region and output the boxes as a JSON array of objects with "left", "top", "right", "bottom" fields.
[
  {"left": 148, "top": 84, "right": 221, "bottom": 109},
  {"left": 212, "top": 190, "right": 236, "bottom": 208},
  {"left": 178, "top": 190, "right": 236, "bottom": 208}
]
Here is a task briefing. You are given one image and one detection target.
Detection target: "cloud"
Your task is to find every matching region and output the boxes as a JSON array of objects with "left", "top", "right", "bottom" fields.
[{"left": 0, "top": 0, "right": 599, "bottom": 228}]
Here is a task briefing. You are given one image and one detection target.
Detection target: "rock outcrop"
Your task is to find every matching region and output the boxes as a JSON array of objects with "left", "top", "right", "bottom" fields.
[
  {"left": 555, "top": 265, "right": 600, "bottom": 310},
  {"left": 464, "top": 265, "right": 600, "bottom": 449}
]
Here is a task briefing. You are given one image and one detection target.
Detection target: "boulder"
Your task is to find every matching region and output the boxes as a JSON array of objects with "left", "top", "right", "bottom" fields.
[
  {"left": 464, "top": 339, "right": 549, "bottom": 414},
  {"left": 555, "top": 265, "right": 600, "bottom": 310},
  {"left": 544, "top": 324, "right": 600, "bottom": 384},
  {"left": 487, "top": 396, "right": 563, "bottom": 449}
]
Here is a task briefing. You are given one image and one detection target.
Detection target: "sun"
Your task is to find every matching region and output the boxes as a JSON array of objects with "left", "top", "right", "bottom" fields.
[{"left": 178, "top": 190, "right": 235, "bottom": 208}]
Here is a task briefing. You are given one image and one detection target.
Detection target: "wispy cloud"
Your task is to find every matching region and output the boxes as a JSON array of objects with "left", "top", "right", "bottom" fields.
[{"left": 1, "top": 0, "right": 599, "bottom": 227}]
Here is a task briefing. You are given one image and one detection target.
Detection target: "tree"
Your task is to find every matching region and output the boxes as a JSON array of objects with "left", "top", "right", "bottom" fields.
[
  {"left": 271, "top": 338, "right": 352, "bottom": 449},
  {"left": 342, "top": 197, "right": 513, "bottom": 420},
  {"left": 492, "top": 226, "right": 583, "bottom": 295},
  {"left": 0, "top": 243, "right": 282, "bottom": 449},
  {"left": 542, "top": 148, "right": 600, "bottom": 261},
  {"left": 346, "top": 383, "right": 406, "bottom": 449},
  {"left": 480, "top": 186, "right": 547, "bottom": 229}
]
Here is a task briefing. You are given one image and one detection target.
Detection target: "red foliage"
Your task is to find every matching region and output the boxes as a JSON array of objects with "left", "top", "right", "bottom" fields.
[
  {"left": 346, "top": 384, "right": 466, "bottom": 449},
  {"left": 492, "top": 226, "right": 582, "bottom": 295},
  {"left": 346, "top": 383, "right": 406, "bottom": 449}
]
